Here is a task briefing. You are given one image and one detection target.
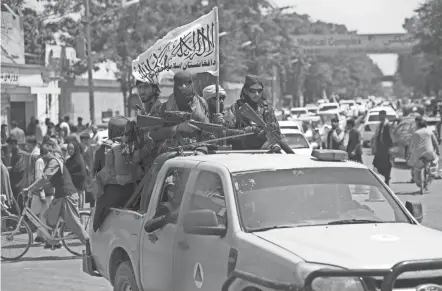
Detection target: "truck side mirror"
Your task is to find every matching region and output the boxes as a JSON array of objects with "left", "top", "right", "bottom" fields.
[
  {"left": 183, "top": 209, "right": 226, "bottom": 236},
  {"left": 405, "top": 200, "right": 423, "bottom": 223}
]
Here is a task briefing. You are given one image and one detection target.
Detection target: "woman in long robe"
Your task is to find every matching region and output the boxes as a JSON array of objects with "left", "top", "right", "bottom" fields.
[{"left": 65, "top": 140, "right": 87, "bottom": 209}]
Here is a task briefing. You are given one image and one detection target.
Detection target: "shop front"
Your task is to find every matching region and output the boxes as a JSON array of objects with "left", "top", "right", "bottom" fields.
[{"left": 1, "top": 62, "right": 60, "bottom": 130}]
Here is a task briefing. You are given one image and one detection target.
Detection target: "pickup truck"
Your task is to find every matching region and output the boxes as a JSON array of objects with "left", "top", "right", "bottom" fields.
[{"left": 83, "top": 150, "right": 442, "bottom": 291}]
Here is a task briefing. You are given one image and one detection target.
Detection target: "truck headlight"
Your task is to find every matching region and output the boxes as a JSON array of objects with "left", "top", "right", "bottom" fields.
[{"left": 294, "top": 262, "right": 365, "bottom": 291}]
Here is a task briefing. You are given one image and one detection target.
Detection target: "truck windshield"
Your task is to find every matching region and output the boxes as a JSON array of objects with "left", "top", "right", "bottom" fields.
[{"left": 232, "top": 168, "right": 410, "bottom": 231}]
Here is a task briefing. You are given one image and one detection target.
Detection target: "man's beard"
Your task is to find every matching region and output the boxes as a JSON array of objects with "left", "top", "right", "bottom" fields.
[{"left": 209, "top": 103, "right": 223, "bottom": 114}]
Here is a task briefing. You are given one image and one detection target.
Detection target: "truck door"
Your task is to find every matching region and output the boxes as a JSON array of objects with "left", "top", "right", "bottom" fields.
[
  {"left": 140, "top": 167, "right": 192, "bottom": 291},
  {"left": 173, "top": 168, "right": 231, "bottom": 291}
]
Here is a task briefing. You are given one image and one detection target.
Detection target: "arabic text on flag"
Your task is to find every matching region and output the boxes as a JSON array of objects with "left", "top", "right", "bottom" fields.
[{"left": 132, "top": 8, "right": 218, "bottom": 82}]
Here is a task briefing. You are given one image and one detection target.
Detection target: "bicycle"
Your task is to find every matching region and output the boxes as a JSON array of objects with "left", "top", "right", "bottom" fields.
[
  {"left": 418, "top": 157, "right": 432, "bottom": 195},
  {"left": 1, "top": 193, "right": 91, "bottom": 261}
]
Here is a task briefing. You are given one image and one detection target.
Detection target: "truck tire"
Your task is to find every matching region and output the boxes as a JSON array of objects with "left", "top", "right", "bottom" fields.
[{"left": 113, "top": 261, "right": 139, "bottom": 291}]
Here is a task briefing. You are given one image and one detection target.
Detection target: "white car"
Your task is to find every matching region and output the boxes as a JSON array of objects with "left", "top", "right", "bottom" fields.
[
  {"left": 290, "top": 107, "right": 309, "bottom": 117},
  {"left": 280, "top": 128, "right": 315, "bottom": 156},
  {"left": 278, "top": 120, "right": 303, "bottom": 132},
  {"left": 306, "top": 107, "right": 318, "bottom": 115},
  {"left": 355, "top": 100, "right": 368, "bottom": 115},
  {"left": 339, "top": 100, "right": 359, "bottom": 117},
  {"left": 361, "top": 107, "right": 398, "bottom": 146},
  {"left": 318, "top": 102, "right": 340, "bottom": 112},
  {"left": 305, "top": 103, "right": 319, "bottom": 115}
]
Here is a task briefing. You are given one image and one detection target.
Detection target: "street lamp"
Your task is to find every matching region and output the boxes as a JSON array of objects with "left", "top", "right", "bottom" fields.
[{"left": 83, "top": 0, "right": 139, "bottom": 124}]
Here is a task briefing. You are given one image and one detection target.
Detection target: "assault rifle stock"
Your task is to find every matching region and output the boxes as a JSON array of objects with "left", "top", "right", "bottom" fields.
[
  {"left": 136, "top": 112, "right": 243, "bottom": 136},
  {"left": 238, "top": 103, "right": 295, "bottom": 154}
]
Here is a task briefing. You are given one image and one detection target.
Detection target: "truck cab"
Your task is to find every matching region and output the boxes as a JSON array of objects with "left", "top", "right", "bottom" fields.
[{"left": 83, "top": 150, "right": 442, "bottom": 291}]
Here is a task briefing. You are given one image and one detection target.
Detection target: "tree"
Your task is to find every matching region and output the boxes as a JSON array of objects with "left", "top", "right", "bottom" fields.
[
  {"left": 2, "top": 0, "right": 55, "bottom": 65},
  {"left": 18, "top": 0, "right": 386, "bottom": 112},
  {"left": 398, "top": 0, "right": 442, "bottom": 97}
]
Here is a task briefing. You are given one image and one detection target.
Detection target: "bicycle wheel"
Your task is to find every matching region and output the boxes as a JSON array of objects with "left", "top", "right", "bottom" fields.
[
  {"left": 60, "top": 210, "right": 91, "bottom": 256},
  {"left": 1, "top": 216, "right": 32, "bottom": 261}
]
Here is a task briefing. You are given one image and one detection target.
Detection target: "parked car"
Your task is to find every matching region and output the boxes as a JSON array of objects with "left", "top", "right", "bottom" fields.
[
  {"left": 292, "top": 115, "right": 321, "bottom": 142},
  {"left": 318, "top": 102, "right": 340, "bottom": 112},
  {"left": 305, "top": 103, "right": 319, "bottom": 115},
  {"left": 278, "top": 120, "right": 303, "bottom": 132},
  {"left": 290, "top": 107, "right": 309, "bottom": 117},
  {"left": 280, "top": 128, "right": 316, "bottom": 155}
]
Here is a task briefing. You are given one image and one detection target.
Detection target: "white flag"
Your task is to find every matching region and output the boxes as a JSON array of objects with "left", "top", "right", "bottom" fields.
[{"left": 132, "top": 7, "right": 219, "bottom": 82}]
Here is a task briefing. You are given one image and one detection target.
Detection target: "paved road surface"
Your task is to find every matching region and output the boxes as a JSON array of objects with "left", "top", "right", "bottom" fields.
[{"left": 2, "top": 150, "right": 442, "bottom": 291}]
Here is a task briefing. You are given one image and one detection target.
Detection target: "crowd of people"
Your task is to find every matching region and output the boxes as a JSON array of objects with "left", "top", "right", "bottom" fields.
[
  {"left": 1, "top": 68, "right": 440, "bottom": 251},
  {"left": 1, "top": 116, "right": 98, "bottom": 248}
]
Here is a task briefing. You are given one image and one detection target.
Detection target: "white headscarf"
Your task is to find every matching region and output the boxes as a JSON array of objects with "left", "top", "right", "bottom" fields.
[{"left": 202, "top": 85, "right": 226, "bottom": 101}]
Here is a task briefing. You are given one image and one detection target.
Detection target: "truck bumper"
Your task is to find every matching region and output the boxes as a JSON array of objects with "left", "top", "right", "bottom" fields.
[
  {"left": 82, "top": 239, "right": 102, "bottom": 277},
  {"left": 222, "top": 258, "right": 442, "bottom": 291}
]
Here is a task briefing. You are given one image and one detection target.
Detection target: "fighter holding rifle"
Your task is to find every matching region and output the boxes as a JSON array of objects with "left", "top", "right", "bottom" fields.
[{"left": 224, "top": 75, "right": 293, "bottom": 153}]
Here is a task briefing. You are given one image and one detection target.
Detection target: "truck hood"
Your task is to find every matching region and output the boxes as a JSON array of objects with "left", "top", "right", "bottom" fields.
[{"left": 253, "top": 223, "right": 442, "bottom": 269}]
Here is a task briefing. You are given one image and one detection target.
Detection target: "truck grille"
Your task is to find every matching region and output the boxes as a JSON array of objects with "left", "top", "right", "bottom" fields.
[{"left": 364, "top": 276, "right": 442, "bottom": 291}]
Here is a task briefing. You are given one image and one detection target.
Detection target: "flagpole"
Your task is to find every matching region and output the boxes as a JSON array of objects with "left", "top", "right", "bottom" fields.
[{"left": 214, "top": 6, "right": 220, "bottom": 114}]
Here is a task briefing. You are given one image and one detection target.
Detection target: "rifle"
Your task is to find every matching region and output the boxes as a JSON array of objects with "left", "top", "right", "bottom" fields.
[
  {"left": 238, "top": 103, "right": 295, "bottom": 154},
  {"left": 136, "top": 112, "right": 246, "bottom": 137}
]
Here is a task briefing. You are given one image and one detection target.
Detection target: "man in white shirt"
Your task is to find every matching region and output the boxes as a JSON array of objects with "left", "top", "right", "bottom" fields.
[
  {"left": 408, "top": 116, "right": 440, "bottom": 190},
  {"left": 26, "top": 136, "right": 54, "bottom": 243}
]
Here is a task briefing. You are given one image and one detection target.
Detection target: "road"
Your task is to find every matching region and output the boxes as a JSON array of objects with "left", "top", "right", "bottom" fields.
[{"left": 2, "top": 150, "right": 442, "bottom": 291}]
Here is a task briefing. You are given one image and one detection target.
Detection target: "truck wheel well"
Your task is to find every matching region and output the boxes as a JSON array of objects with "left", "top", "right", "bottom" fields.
[{"left": 109, "top": 247, "right": 130, "bottom": 286}]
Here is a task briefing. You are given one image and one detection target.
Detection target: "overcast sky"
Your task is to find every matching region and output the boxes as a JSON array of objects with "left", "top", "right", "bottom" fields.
[{"left": 273, "top": 0, "right": 424, "bottom": 75}]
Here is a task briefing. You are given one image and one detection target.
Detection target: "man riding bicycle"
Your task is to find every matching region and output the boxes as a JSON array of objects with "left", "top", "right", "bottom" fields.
[
  {"left": 22, "top": 140, "right": 89, "bottom": 249},
  {"left": 407, "top": 116, "right": 440, "bottom": 190}
]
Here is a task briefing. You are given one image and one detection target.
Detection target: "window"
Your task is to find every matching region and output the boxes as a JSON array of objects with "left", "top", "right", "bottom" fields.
[
  {"left": 319, "top": 105, "right": 338, "bottom": 111},
  {"left": 319, "top": 114, "right": 338, "bottom": 125},
  {"left": 189, "top": 171, "right": 227, "bottom": 225},
  {"left": 291, "top": 110, "right": 306, "bottom": 116},
  {"left": 368, "top": 114, "right": 396, "bottom": 122},
  {"left": 283, "top": 134, "right": 310, "bottom": 149},
  {"left": 155, "top": 168, "right": 191, "bottom": 223},
  {"left": 232, "top": 168, "right": 410, "bottom": 231}
]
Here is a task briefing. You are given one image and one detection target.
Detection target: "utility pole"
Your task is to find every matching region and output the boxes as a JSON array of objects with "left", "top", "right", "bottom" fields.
[{"left": 84, "top": 0, "right": 95, "bottom": 124}]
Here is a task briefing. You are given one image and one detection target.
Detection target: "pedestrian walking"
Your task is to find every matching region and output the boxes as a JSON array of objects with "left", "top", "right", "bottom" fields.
[
  {"left": 65, "top": 140, "right": 87, "bottom": 209},
  {"left": 7, "top": 136, "right": 29, "bottom": 213},
  {"left": 345, "top": 119, "right": 363, "bottom": 163},
  {"left": 372, "top": 110, "right": 393, "bottom": 185},
  {"left": 25, "top": 136, "right": 53, "bottom": 242},
  {"left": 326, "top": 118, "right": 345, "bottom": 150},
  {"left": 9, "top": 121, "right": 26, "bottom": 151}
]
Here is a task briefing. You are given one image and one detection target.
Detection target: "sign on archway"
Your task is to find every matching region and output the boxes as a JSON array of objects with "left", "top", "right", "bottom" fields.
[{"left": 293, "top": 34, "right": 418, "bottom": 55}]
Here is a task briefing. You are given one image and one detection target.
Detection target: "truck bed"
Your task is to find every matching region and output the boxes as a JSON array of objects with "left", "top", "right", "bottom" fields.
[{"left": 90, "top": 208, "right": 144, "bottom": 281}]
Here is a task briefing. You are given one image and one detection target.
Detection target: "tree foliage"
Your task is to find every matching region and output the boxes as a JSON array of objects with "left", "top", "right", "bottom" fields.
[
  {"left": 13, "top": 0, "right": 385, "bottom": 109},
  {"left": 397, "top": 0, "right": 442, "bottom": 97}
]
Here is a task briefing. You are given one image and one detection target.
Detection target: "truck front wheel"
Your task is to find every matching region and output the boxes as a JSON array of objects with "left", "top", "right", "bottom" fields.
[{"left": 113, "top": 261, "right": 139, "bottom": 291}]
